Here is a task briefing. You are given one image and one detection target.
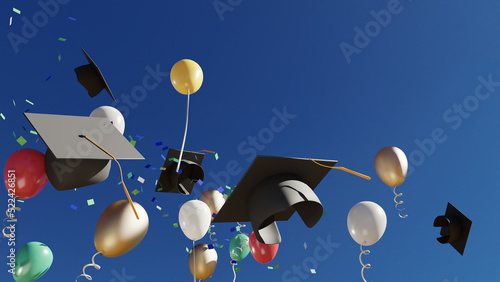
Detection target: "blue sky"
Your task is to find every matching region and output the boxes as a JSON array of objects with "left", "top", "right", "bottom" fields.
[{"left": 2, "top": 0, "right": 499, "bottom": 281}]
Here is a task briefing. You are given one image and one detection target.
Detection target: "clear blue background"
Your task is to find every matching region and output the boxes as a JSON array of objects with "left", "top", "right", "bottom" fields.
[{"left": 1, "top": 0, "right": 498, "bottom": 281}]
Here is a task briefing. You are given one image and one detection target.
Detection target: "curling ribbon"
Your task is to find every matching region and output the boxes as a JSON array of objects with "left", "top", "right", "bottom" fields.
[
  {"left": 75, "top": 251, "right": 104, "bottom": 281},
  {"left": 393, "top": 186, "right": 408, "bottom": 218},
  {"left": 359, "top": 243, "right": 371, "bottom": 282}
]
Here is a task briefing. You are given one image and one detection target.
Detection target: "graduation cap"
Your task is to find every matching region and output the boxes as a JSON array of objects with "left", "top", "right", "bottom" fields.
[
  {"left": 433, "top": 202, "right": 472, "bottom": 255},
  {"left": 24, "top": 113, "right": 144, "bottom": 191},
  {"left": 155, "top": 149, "right": 204, "bottom": 195},
  {"left": 213, "top": 155, "right": 337, "bottom": 244},
  {"left": 74, "top": 47, "right": 117, "bottom": 103}
]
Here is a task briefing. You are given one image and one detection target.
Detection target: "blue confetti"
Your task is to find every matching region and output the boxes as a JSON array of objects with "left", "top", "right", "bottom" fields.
[
  {"left": 68, "top": 17, "right": 76, "bottom": 21},
  {"left": 70, "top": 204, "right": 77, "bottom": 210},
  {"left": 162, "top": 146, "right": 169, "bottom": 151},
  {"left": 161, "top": 154, "right": 166, "bottom": 160},
  {"left": 197, "top": 179, "right": 203, "bottom": 186},
  {"left": 145, "top": 164, "right": 151, "bottom": 168},
  {"left": 156, "top": 141, "right": 163, "bottom": 146},
  {"left": 230, "top": 227, "right": 236, "bottom": 232}
]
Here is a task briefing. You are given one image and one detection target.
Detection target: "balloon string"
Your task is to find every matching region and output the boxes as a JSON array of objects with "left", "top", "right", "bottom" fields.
[
  {"left": 177, "top": 89, "right": 190, "bottom": 173},
  {"left": 75, "top": 251, "right": 104, "bottom": 281},
  {"left": 236, "top": 222, "right": 248, "bottom": 236},
  {"left": 209, "top": 225, "right": 217, "bottom": 242},
  {"left": 308, "top": 158, "right": 371, "bottom": 180},
  {"left": 3, "top": 202, "right": 20, "bottom": 238},
  {"left": 79, "top": 135, "right": 139, "bottom": 220},
  {"left": 393, "top": 186, "right": 408, "bottom": 218},
  {"left": 193, "top": 240, "right": 196, "bottom": 282},
  {"left": 359, "top": 243, "right": 371, "bottom": 282},
  {"left": 230, "top": 260, "right": 237, "bottom": 282}
]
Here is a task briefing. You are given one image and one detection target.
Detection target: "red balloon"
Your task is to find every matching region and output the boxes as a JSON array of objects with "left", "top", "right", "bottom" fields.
[
  {"left": 249, "top": 231, "right": 279, "bottom": 264},
  {"left": 3, "top": 149, "right": 49, "bottom": 199}
]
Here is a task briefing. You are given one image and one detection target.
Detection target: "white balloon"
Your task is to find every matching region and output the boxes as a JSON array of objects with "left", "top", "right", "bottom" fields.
[
  {"left": 199, "top": 190, "right": 225, "bottom": 220},
  {"left": 179, "top": 200, "right": 211, "bottom": 241},
  {"left": 347, "top": 201, "right": 387, "bottom": 246},
  {"left": 90, "top": 106, "right": 125, "bottom": 135}
]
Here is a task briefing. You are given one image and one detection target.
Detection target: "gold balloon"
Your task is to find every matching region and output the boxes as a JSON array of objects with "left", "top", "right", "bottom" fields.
[
  {"left": 170, "top": 59, "right": 203, "bottom": 95},
  {"left": 94, "top": 200, "right": 149, "bottom": 258},
  {"left": 199, "top": 190, "right": 225, "bottom": 221},
  {"left": 374, "top": 146, "right": 408, "bottom": 187},
  {"left": 188, "top": 244, "right": 218, "bottom": 281}
]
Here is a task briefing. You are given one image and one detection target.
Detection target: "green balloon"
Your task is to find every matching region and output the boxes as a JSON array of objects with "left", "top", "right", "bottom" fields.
[
  {"left": 13, "top": 242, "right": 53, "bottom": 282},
  {"left": 229, "top": 234, "right": 250, "bottom": 262}
]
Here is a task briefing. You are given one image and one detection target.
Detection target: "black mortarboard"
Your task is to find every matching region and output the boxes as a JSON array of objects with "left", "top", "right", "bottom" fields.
[
  {"left": 155, "top": 149, "right": 204, "bottom": 195},
  {"left": 24, "top": 113, "right": 144, "bottom": 191},
  {"left": 213, "top": 155, "right": 337, "bottom": 244},
  {"left": 433, "top": 202, "right": 472, "bottom": 255},
  {"left": 74, "top": 47, "right": 117, "bottom": 103}
]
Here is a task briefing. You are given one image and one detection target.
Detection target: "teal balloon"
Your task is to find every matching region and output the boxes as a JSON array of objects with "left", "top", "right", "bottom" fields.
[
  {"left": 13, "top": 242, "right": 53, "bottom": 282},
  {"left": 229, "top": 234, "right": 250, "bottom": 261}
]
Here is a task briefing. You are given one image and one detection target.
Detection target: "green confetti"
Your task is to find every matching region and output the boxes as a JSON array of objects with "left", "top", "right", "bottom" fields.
[
  {"left": 157, "top": 187, "right": 163, "bottom": 192},
  {"left": 58, "top": 54, "right": 61, "bottom": 61},
  {"left": 267, "top": 266, "right": 273, "bottom": 270},
  {"left": 127, "top": 172, "right": 133, "bottom": 179},
  {"left": 274, "top": 265, "right": 279, "bottom": 269},
  {"left": 217, "top": 244, "right": 224, "bottom": 248},
  {"left": 87, "top": 199, "right": 95, "bottom": 206},
  {"left": 131, "top": 189, "right": 140, "bottom": 195},
  {"left": 215, "top": 153, "right": 219, "bottom": 160},
  {"left": 173, "top": 223, "right": 179, "bottom": 228},
  {"left": 186, "top": 247, "right": 190, "bottom": 253},
  {"left": 16, "top": 136, "right": 27, "bottom": 146},
  {"left": 0, "top": 113, "right": 5, "bottom": 120},
  {"left": 58, "top": 37, "right": 66, "bottom": 42},
  {"left": 130, "top": 140, "right": 136, "bottom": 147},
  {"left": 168, "top": 157, "right": 179, "bottom": 163},
  {"left": 235, "top": 267, "right": 240, "bottom": 272},
  {"left": 29, "top": 130, "right": 37, "bottom": 135},
  {"left": 25, "top": 99, "right": 34, "bottom": 105},
  {"left": 236, "top": 226, "right": 240, "bottom": 232},
  {"left": 13, "top": 131, "right": 16, "bottom": 138},
  {"left": 13, "top": 8, "right": 20, "bottom": 14},
  {"left": 322, "top": 211, "right": 326, "bottom": 215},
  {"left": 17, "top": 200, "right": 24, "bottom": 203}
]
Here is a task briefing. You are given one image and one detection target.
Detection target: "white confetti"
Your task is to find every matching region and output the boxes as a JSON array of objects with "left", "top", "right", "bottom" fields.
[
  {"left": 304, "top": 242, "right": 307, "bottom": 250},
  {"left": 137, "top": 176, "right": 145, "bottom": 183},
  {"left": 156, "top": 205, "right": 162, "bottom": 210},
  {"left": 310, "top": 269, "right": 316, "bottom": 274}
]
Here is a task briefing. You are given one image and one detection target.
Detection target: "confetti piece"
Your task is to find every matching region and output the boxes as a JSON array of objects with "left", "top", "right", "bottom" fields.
[
  {"left": 58, "top": 37, "right": 66, "bottom": 42},
  {"left": 29, "top": 130, "right": 37, "bottom": 135},
  {"left": 13, "top": 8, "right": 20, "bottom": 14},
  {"left": 68, "top": 17, "right": 76, "bottom": 21},
  {"left": 156, "top": 205, "right": 161, "bottom": 210},
  {"left": 217, "top": 187, "right": 224, "bottom": 193},
  {"left": 162, "top": 146, "right": 169, "bottom": 151},
  {"left": 162, "top": 214, "right": 169, "bottom": 217},
  {"left": 235, "top": 267, "right": 240, "bottom": 272},
  {"left": 137, "top": 176, "right": 145, "bottom": 183},
  {"left": 168, "top": 157, "right": 179, "bottom": 163},
  {"left": 127, "top": 172, "right": 133, "bottom": 179},
  {"left": 17, "top": 200, "right": 24, "bottom": 203},
  {"left": 0, "top": 113, "right": 5, "bottom": 120},
  {"left": 208, "top": 244, "right": 214, "bottom": 249},
  {"left": 151, "top": 167, "right": 157, "bottom": 170},
  {"left": 25, "top": 99, "right": 34, "bottom": 105},
  {"left": 304, "top": 242, "right": 307, "bottom": 250},
  {"left": 156, "top": 141, "right": 163, "bottom": 146},
  {"left": 230, "top": 227, "right": 236, "bottom": 232},
  {"left": 310, "top": 269, "right": 316, "bottom": 274},
  {"left": 236, "top": 226, "right": 241, "bottom": 232},
  {"left": 215, "top": 153, "right": 219, "bottom": 160},
  {"left": 9, "top": 17, "right": 12, "bottom": 26},
  {"left": 87, "top": 199, "right": 95, "bottom": 206},
  {"left": 131, "top": 189, "right": 140, "bottom": 195},
  {"left": 155, "top": 180, "right": 158, "bottom": 185},
  {"left": 267, "top": 266, "right": 273, "bottom": 270},
  {"left": 186, "top": 247, "right": 190, "bottom": 253},
  {"left": 71, "top": 204, "right": 77, "bottom": 210},
  {"left": 274, "top": 265, "right": 279, "bottom": 269},
  {"left": 16, "top": 136, "right": 27, "bottom": 146},
  {"left": 151, "top": 197, "right": 156, "bottom": 202},
  {"left": 12, "top": 100, "right": 15, "bottom": 106},
  {"left": 226, "top": 185, "right": 231, "bottom": 190},
  {"left": 145, "top": 164, "right": 151, "bottom": 168},
  {"left": 118, "top": 181, "right": 122, "bottom": 185},
  {"left": 197, "top": 179, "right": 203, "bottom": 186},
  {"left": 130, "top": 140, "right": 136, "bottom": 147},
  {"left": 58, "top": 54, "right": 61, "bottom": 61},
  {"left": 24, "top": 108, "right": 30, "bottom": 112},
  {"left": 225, "top": 238, "right": 230, "bottom": 242},
  {"left": 45, "top": 76, "right": 51, "bottom": 81},
  {"left": 161, "top": 154, "right": 166, "bottom": 160},
  {"left": 159, "top": 167, "right": 166, "bottom": 170},
  {"left": 173, "top": 223, "right": 178, "bottom": 228},
  {"left": 212, "top": 213, "right": 217, "bottom": 218},
  {"left": 177, "top": 169, "right": 182, "bottom": 175},
  {"left": 135, "top": 135, "right": 143, "bottom": 139},
  {"left": 13, "top": 131, "right": 16, "bottom": 138},
  {"left": 323, "top": 211, "right": 326, "bottom": 215},
  {"left": 140, "top": 187, "right": 143, "bottom": 193},
  {"left": 217, "top": 244, "right": 224, "bottom": 248}
]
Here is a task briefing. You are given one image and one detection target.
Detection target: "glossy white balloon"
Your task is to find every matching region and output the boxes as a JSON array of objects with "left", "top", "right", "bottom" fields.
[
  {"left": 347, "top": 201, "right": 387, "bottom": 246},
  {"left": 199, "top": 189, "right": 225, "bottom": 220},
  {"left": 90, "top": 106, "right": 125, "bottom": 134},
  {"left": 179, "top": 200, "right": 211, "bottom": 241},
  {"left": 374, "top": 146, "right": 408, "bottom": 187}
]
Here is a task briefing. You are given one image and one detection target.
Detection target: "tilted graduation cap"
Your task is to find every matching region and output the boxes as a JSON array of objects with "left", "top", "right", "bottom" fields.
[
  {"left": 213, "top": 155, "right": 337, "bottom": 244},
  {"left": 155, "top": 149, "right": 204, "bottom": 195},
  {"left": 433, "top": 202, "right": 472, "bottom": 255},
  {"left": 74, "top": 47, "right": 117, "bottom": 103},
  {"left": 24, "top": 113, "right": 144, "bottom": 191}
]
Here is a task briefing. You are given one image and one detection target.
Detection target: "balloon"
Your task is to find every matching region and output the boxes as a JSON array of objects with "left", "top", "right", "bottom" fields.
[
  {"left": 13, "top": 242, "right": 53, "bottom": 282},
  {"left": 94, "top": 200, "right": 149, "bottom": 257},
  {"left": 188, "top": 244, "right": 218, "bottom": 281},
  {"left": 229, "top": 234, "right": 250, "bottom": 262},
  {"left": 374, "top": 146, "right": 408, "bottom": 187},
  {"left": 199, "top": 190, "right": 225, "bottom": 220},
  {"left": 347, "top": 201, "right": 387, "bottom": 246},
  {"left": 90, "top": 106, "right": 125, "bottom": 135},
  {"left": 179, "top": 200, "right": 211, "bottom": 241},
  {"left": 170, "top": 59, "right": 203, "bottom": 95},
  {"left": 4, "top": 149, "right": 48, "bottom": 199},
  {"left": 249, "top": 231, "right": 279, "bottom": 264}
]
